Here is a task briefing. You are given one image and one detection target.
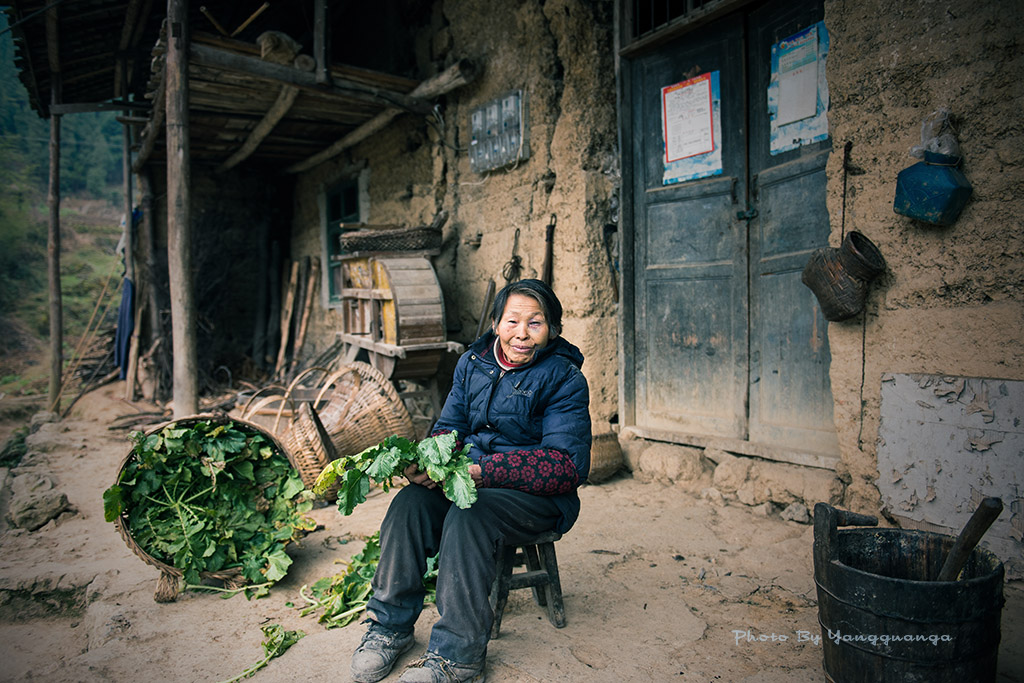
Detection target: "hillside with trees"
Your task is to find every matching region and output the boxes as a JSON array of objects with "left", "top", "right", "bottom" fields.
[{"left": 1, "top": 12, "right": 125, "bottom": 402}]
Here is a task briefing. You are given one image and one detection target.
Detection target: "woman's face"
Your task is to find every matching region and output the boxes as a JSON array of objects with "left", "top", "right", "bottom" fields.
[{"left": 494, "top": 293, "right": 552, "bottom": 364}]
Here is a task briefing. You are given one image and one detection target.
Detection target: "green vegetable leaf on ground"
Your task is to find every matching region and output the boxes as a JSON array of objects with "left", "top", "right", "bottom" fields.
[
  {"left": 215, "top": 623, "right": 305, "bottom": 683},
  {"left": 313, "top": 431, "right": 477, "bottom": 516},
  {"left": 298, "top": 532, "right": 437, "bottom": 629}
]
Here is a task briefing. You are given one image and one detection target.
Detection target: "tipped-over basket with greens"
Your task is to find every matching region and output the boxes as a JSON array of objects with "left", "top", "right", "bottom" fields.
[{"left": 103, "top": 415, "right": 316, "bottom": 602}]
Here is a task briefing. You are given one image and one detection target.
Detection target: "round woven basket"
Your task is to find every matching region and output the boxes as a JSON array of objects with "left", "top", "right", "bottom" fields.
[
  {"left": 287, "top": 402, "right": 340, "bottom": 500},
  {"left": 315, "top": 362, "right": 416, "bottom": 457},
  {"left": 587, "top": 432, "right": 624, "bottom": 484},
  {"left": 112, "top": 413, "right": 302, "bottom": 602}
]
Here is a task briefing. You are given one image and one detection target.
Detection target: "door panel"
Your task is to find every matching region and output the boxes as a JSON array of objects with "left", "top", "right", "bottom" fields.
[
  {"left": 747, "top": 0, "right": 837, "bottom": 454},
  {"left": 631, "top": 14, "right": 748, "bottom": 439}
]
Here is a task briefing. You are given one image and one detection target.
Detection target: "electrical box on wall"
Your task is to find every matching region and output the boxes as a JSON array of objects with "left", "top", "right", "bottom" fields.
[{"left": 469, "top": 90, "right": 529, "bottom": 173}]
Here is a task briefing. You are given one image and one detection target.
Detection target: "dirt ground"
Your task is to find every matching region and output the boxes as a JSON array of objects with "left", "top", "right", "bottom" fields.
[{"left": 0, "top": 382, "right": 1020, "bottom": 683}]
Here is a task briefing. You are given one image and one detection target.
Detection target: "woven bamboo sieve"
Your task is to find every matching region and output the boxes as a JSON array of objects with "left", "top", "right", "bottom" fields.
[
  {"left": 111, "top": 414, "right": 301, "bottom": 602},
  {"left": 587, "top": 432, "right": 624, "bottom": 484},
  {"left": 315, "top": 362, "right": 416, "bottom": 458},
  {"left": 339, "top": 224, "right": 442, "bottom": 253}
]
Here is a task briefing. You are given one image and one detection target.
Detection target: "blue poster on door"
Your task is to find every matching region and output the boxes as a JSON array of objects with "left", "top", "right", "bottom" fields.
[{"left": 768, "top": 21, "right": 829, "bottom": 155}]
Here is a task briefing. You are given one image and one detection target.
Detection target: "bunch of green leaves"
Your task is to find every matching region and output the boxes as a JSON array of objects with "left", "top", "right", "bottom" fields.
[
  {"left": 298, "top": 531, "right": 438, "bottom": 629},
  {"left": 313, "top": 431, "right": 476, "bottom": 516},
  {"left": 103, "top": 420, "right": 316, "bottom": 589},
  {"left": 214, "top": 623, "right": 305, "bottom": 683}
]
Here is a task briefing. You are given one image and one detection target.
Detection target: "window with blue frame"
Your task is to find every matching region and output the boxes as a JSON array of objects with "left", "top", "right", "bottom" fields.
[{"left": 324, "top": 178, "right": 361, "bottom": 304}]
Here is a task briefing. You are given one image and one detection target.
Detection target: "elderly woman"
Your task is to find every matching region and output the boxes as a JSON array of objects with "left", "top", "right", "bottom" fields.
[{"left": 351, "top": 279, "right": 592, "bottom": 683}]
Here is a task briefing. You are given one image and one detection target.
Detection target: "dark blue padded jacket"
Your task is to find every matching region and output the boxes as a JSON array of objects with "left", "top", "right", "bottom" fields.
[{"left": 433, "top": 330, "right": 592, "bottom": 533}]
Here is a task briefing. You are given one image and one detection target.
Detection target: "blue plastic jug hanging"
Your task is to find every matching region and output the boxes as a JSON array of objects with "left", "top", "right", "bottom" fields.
[{"left": 892, "top": 108, "right": 972, "bottom": 226}]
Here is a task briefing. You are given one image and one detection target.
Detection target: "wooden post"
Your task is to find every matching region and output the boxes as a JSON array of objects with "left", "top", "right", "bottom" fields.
[
  {"left": 166, "top": 0, "right": 198, "bottom": 417},
  {"left": 122, "top": 59, "right": 138, "bottom": 400},
  {"left": 138, "top": 169, "right": 161, "bottom": 342},
  {"left": 47, "top": 88, "right": 63, "bottom": 412},
  {"left": 313, "top": 0, "right": 330, "bottom": 85}
]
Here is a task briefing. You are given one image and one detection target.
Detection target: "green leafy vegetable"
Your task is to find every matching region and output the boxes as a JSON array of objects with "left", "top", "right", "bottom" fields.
[
  {"left": 215, "top": 623, "right": 305, "bottom": 683},
  {"left": 103, "top": 420, "right": 316, "bottom": 591},
  {"left": 298, "top": 532, "right": 438, "bottom": 629},
  {"left": 313, "top": 431, "right": 476, "bottom": 515}
]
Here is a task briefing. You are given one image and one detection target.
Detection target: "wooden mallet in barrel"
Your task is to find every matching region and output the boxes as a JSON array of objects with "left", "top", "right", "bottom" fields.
[{"left": 936, "top": 497, "right": 1003, "bottom": 582}]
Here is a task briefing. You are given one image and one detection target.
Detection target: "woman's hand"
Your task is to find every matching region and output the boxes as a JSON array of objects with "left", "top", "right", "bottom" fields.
[
  {"left": 405, "top": 463, "right": 483, "bottom": 489},
  {"left": 404, "top": 463, "right": 438, "bottom": 489}
]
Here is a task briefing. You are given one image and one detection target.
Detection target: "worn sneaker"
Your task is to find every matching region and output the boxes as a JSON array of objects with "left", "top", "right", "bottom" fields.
[
  {"left": 397, "top": 652, "right": 485, "bottom": 683},
  {"left": 350, "top": 620, "right": 415, "bottom": 683}
]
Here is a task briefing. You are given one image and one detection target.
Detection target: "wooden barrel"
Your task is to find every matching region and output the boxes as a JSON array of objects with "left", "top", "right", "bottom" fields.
[{"left": 813, "top": 504, "right": 1004, "bottom": 683}]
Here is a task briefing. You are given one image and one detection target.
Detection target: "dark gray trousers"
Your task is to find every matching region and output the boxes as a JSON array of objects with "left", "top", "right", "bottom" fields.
[{"left": 365, "top": 484, "right": 561, "bottom": 664}]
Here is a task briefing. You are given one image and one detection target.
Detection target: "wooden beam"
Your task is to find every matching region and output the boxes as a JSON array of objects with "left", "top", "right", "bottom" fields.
[
  {"left": 132, "top": 63, "right": 165, "bottom": 173},
  {"left": 216, "top": 84, "right": 299, "bottom": 172},
  {"left": 113, "top": 0, "right": 144, "bottom": 98},
  {"left": 189, "top": 42, "right": 433, "bottom": 115},
  {"left": 286, "top": 59, "right": 478, "bottom": 174},
  {"left": 166, "top": 0, "right": 198, "bottom": 417},
  {"left": 49, "top": 101, "right": 151, "bottom": 114}
]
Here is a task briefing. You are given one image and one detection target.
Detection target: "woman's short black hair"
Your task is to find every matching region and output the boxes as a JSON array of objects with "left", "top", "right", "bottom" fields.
[{"left": 490, "top": 278, "right": 563, "bottom": 336}]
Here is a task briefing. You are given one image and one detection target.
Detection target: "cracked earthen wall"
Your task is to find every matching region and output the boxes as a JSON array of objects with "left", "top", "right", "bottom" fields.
[
  {"left": 822, "top": 0, "right": 1024, "bottom": 512},
  {"left": 291, "top": 0, "right": 620, "bottom": 432},
  {"left": 290, "top": 0, "right": 1022, "bottom": 519}
]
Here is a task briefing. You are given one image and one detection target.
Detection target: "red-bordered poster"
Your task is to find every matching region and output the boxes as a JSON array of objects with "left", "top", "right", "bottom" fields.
[{"left": 662, "top": 73, "right": 714, "bottom": 163}]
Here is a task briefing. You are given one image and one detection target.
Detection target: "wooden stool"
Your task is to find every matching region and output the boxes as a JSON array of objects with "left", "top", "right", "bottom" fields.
[{"left": 489, "top": 530, "right": 565, "bottom": 638}]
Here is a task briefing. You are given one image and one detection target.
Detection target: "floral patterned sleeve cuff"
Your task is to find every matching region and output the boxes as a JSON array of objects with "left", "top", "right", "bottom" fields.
[{"left": 479, "top": 448, "right": 580, "bottom": 495}]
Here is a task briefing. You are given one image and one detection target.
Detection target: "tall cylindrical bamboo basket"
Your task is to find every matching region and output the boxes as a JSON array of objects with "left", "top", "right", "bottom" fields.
[{"left": 588, "top": 432, "right": 624, "bottom": 484}]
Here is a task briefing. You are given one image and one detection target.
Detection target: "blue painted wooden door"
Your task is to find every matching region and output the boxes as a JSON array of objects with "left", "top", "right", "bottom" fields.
[{"left": 627, "top": 0, "right": 837, "bottom": 456}]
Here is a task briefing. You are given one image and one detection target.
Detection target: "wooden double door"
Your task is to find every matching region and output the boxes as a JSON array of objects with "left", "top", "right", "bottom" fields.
[{"left": 622, "top": 0, "right": 838, "bottom": 461}]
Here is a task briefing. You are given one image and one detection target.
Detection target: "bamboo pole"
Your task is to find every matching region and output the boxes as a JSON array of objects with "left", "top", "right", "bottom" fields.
[{"left": 166, "top": 0, "right": 198, "bottom": 417}]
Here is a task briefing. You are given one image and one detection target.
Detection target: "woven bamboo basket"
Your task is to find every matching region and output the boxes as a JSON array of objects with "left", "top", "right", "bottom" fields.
[
  {"left": 111, "top": 414, "right": 303, "bottom": 602},
  {"left": 315, "top": 362, "right": 416, "bottom": 457},
  {"left": 587, "top": 432, "right": 624, "bottom": 484},
  {"left": 287, "top": 402, "right": 340, "bottom": 500},
  {"left": 801, "top": 231, "right": 885, "bottom": 322}
]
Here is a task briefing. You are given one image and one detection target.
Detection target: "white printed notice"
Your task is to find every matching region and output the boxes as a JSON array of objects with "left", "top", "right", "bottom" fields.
[
  {"left": 662, "top": 73, "right": 714, "bottom": 163},
  {"left": 768, "top": 21, "right": 829, "bottom": 155},
  {"left": 775, "top": 24, "right": 818, "bottom": 126}
]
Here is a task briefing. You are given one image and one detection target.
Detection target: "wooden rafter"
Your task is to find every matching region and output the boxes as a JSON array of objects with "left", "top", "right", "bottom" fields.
[
  {"left": 113, "top": 0, "right": 143, "bottom": 98},
  {"left": 286, "top": 59, "right": 478, "bottom": 174},
  {"left": 189, "top": 42, "right": 434, "bottom": 116},
  {"left": 216, "top": 83, "right": 299, "bottom": 172}
]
